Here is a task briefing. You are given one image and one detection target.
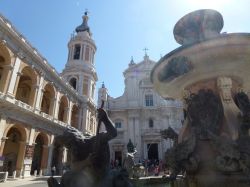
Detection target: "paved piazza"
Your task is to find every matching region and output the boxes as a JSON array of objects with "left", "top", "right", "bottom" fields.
[{"left": 0, "top": 177, "right": 52, "bottom": 187}]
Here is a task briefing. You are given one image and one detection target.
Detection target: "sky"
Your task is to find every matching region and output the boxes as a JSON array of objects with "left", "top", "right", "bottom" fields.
[{"left": 0, "top": 0, "right": 250, "bottom": 100}]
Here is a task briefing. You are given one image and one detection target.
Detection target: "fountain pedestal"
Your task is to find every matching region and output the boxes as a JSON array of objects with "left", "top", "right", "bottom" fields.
[{"left": 151, "top": 9, "right": 250, "bottom": 187}]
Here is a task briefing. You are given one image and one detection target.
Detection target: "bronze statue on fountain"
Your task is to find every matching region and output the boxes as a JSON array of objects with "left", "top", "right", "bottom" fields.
[{"left": 47, "top": 108, "right": 133, "bottom": 187}]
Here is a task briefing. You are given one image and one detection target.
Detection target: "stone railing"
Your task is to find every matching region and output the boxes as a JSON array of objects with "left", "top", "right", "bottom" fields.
[
  {"left": 14, "top": 99, "right": 33, "bottom": 112},
  {"left": 40, "top": 112, "right": 53, "bottom": 121},
  {"left": 0, "top": 92, "right": 69, "bottom": 128},
  {"left": 57, "top": 120, "right": 67, "bottom": 127}
]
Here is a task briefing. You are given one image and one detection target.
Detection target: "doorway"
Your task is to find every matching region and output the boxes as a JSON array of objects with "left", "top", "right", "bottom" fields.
[
  {"left": 115, "top": 151, "right": 122, "bottom": 167},
  {"left": 147, "top": 143, "right": 159, "bottom": 160}
]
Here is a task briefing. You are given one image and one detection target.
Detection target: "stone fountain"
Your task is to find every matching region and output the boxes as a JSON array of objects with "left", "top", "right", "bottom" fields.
[{"left": 151, "top": 9, "right": 250, "bottom": 187}]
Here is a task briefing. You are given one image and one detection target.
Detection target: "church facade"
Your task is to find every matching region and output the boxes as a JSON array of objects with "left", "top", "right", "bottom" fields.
[
  {"left": 0, "top": 12, "right": 97, "bottom": 177},
  {"left": 98, "top": 55, "right": 184, "bottom": 164}
]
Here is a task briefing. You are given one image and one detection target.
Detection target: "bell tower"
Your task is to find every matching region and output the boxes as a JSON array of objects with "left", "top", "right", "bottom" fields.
[{"left": 62, "top": 11, "right": 97, "bottom": 100}]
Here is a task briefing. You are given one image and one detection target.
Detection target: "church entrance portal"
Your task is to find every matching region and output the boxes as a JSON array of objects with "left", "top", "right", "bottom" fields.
[
  {"left": 115, "top": 151, "right": 122, "bottom": 167},
  {"left": 147, "top": 143, "right": 159, "bottom": 160}
]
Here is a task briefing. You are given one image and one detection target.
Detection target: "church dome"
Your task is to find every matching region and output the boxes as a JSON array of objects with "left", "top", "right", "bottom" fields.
[{"left": 75, "top": 11, "right": 90, "bottom": 33}]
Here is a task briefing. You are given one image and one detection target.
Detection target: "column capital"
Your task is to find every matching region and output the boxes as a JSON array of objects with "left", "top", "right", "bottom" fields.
[
  {"left": 16, "top": 71, "right": 23, "bottom": 77},
  {"left": 1, "top": 137, "right": 8, "bottom": 142}
]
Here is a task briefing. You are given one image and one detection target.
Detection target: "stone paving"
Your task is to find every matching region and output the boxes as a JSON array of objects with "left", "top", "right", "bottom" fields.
[{"left": 0, "top": 176, "right": 54, "bottom": 187}]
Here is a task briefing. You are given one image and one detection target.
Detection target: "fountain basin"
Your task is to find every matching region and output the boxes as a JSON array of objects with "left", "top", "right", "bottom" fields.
[{"left": 151, "top": 33, "right": 250, "bottom": 99}]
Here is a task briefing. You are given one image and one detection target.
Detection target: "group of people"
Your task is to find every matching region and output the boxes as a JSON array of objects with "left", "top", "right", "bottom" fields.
[
  {"left": 110, "top": 159, "right": 121, "bottom": 169},
  {"left": 141, "top": 159, "right": 163, "bottom": 176},
  {"left": 110, "top": 158, "right": 164, "bottom": 177}
]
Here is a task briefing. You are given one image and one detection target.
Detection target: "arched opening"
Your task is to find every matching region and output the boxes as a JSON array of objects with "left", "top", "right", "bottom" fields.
[
  {"left": 149, "top": 118, "right": 154, "bottom": 128},
  {"left": 41, "top": 84, "right": 55, "bottom": 115},
  {"left": 31, "top": 134, "right": 46, "bottom": 175},
  {"left": 71, "top": 105, "right": 79, "bottom": 128},
  {"left": 0, "top": 45, "right": 12, "bottom": 93},
  {"left": 58, "top": 96, "right": 69, "bottom": 123},
  {"left": 15, "top": 66, "right": 37, "bottom": 106},
  {"left": 0, "top": 56, "right": 5, "bottom": 90},
  {"left": 2, "top": 126, "right": 26, "bottom": 176},
  {"left": 73, "top": 44, "right": 81, "bottom": 60},
  {"left": 69, "top": 78, "right": 77, "bottom": 90}
]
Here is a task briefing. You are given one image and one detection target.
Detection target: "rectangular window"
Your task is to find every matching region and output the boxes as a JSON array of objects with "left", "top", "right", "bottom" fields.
[
  {"left": 115, "top": 122, "right": 122, "bottom": 128},
  {"left": 145, "top": 94, "right": 154, "bottom": 106},
  {"left": 73, "top": 44, "right": 81, "bottom": 60}
]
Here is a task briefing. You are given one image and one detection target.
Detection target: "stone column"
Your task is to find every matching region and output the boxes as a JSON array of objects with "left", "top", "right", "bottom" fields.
[
  {"left": 77, "top": 106, "right": 83, "bottom": 130},
  {"left": 56, "top": 147, "right": 64, "bottom": 175},
  {"left": 63, "top": 107, "right": 70, "bottom": 123},
  {"left": 53, "top": 92, "right": 60, "bottom": 119},
  {"left": 37, "top": 88, "right": 45, "bottom": 112},
  {"left": 40, "top": 145, "right": 49, "bottom": 175},
  {"left": 81, "top": 104, "right": 88, "bottom": 132},
  {"left": 0, "top": 64, "right": 13, "bottom": 94},
  {"left": 79, "top": 75, "right": 83, "bottom": 95},
  {"left": 27, "top": 128, "right": 36, "bottom": 146},
  {"left": 34, "top": 76, "right": 45, "bottom": 111},
  {"left": 46, "top": 144, "right": 53, "bottom": 176},
  {"left": 87, "top": 79, "right": 92, "bottom": 98},
  {"left": 12, "top": 71, "right": 22, "bottom": 98},
  {"left": 67, "top": 101, "right": 73, "bottom": 125},
  {"left": 49, "top": 97, "right": 56, "bottom": 116},
  {"left": 128, "top": 117, "right": 135, "bottom": 143},
  {"left": 80, "top": 44, "right": 83, "bottom": 60},
  {"left": 0, "top": 137, "right": 7, "bottom": 156},
  {"left": 6, "top": 57, "right": 21, "bottom": 97},
  {"left": 16, "top": 141, "right": 26, "bottom": 177},
  {"left": 30, "top": 84, "right": 39, "bottom": 108},
  {"left": 0, "top": 115, "right": 7, "bottom": 149},
  {"left": 134, "top": 117, "right": 141, "bottom": 161}
]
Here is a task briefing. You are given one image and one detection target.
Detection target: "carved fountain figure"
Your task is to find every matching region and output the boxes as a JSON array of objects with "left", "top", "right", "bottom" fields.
[
  {"left": 47, "top": 108, "right": 132, "bottom": 187},
  {"left": 151, "top": 9, "right": 250, "bottom": 187}
]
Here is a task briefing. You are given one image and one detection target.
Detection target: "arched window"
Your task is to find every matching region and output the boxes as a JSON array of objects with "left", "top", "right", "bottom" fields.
[
  {"left": 115, "top": 122, "right": 122, "bottom": 128},
  {"left": 69, "top": 78, "right": 77, "bottom": 90},
  {"left": 149, "top": 118, "right": 154, "bottom": 128},
  {"left": 73, "top": 44, "right": 81, "bottom": 60}
]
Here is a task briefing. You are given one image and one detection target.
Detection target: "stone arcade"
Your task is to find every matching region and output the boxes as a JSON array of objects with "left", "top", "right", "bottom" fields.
[{"left": 0, "top": 12, "right": 97, "bottom": 178}]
